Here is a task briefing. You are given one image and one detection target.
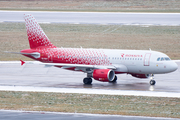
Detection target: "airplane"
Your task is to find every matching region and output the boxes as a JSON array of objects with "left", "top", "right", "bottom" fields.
[{"left": 11, "top": 14, "right": 178, "bottom": 85}]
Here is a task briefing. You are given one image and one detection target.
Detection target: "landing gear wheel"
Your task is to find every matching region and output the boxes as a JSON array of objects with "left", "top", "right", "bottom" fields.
[
  {"left": 83, "top": 78, "right": 92, "bottom": 85},
  {"left": 109, "top": 75, "right": 117, "bottom": 83},
  {"left": 150, "top": 80, "right": 156, "bottom": 85}
]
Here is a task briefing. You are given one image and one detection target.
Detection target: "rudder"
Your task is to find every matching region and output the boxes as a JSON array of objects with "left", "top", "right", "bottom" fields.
[{"left": 24, "top": 14, "right": 56, "bottom": 49}]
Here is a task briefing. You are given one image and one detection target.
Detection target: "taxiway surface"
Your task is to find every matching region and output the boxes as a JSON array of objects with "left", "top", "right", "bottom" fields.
[
  {"left": 0, "top": 11, "right": 180, "bottom": 26},
  {"left": 1, "top": 110, "right": 179, "bottom": 120},
  {"left": 0, "top": 61, "right": 179, "bottom": 93}
]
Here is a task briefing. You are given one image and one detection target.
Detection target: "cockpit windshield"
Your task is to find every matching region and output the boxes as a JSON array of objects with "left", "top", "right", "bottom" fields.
[{"left": 157, "top": 57, "right": 171, "bottom": 61}]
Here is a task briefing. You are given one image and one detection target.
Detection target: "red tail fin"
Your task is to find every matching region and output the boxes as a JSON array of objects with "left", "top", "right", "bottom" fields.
[{"left": 24, "top": 14, "right": 56, "bottom": 49}]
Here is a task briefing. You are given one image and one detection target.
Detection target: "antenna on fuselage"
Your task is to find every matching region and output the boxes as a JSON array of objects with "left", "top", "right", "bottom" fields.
[{"left": 149, "top": 48, "right": 151, "bottom": 51}]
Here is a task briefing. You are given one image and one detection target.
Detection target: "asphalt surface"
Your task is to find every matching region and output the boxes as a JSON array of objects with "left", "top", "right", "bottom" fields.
[
  {"left": 0, "top": 11, "right": 180, "bottom": 25},
  {"left": 0, "top": 110, "right": 179, "bottom": 120},
  {"left": 0, "top": 61, "right": 180, "bottom": 93}
]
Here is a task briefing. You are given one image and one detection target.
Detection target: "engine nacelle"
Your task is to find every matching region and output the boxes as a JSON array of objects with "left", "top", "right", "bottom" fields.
[
  {"left": 131, "top": 74, "right": 150, "bottom": 78},
  {"left": 93, "top": 69, "right": 115, "bottom": 82}
]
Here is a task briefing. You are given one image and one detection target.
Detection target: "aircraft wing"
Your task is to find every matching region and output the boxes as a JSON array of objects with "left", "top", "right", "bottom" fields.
[
  {"left": 41, "top": 63, "right": 116, "bottom": 70},
  {"left": 22, "top": 60, "right": 116, "bottom": 72},
  {"left": 5, "top": 52, "right": 116, "bottom": 71}
]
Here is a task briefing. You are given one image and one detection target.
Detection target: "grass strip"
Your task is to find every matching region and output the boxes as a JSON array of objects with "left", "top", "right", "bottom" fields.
[{"left": 0, "top": 91, "right": 179, "bottom": 118}]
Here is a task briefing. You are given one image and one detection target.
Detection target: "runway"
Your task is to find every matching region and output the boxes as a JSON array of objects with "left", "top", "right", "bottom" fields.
[
  {"left": 0, "top": 61, "right": 180, "bottom": 97},
  {"left": 0, "top": 11, "right": 180, "bottom": 26}
]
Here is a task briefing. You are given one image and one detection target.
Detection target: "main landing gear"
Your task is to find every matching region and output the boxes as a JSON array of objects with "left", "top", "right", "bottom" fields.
[
  {"left": 83, "top": 77, "right": 92, "bottom": 85},
  {"left": 83, "top": 75, "right": 118, "bottom": 85},
  {"left": 149, "top": 74, "right": 156, "bottom": 85}
]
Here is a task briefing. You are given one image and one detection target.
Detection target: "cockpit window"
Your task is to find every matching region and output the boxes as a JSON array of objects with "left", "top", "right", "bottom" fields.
[
  {"left": 161, "top": 57, "right": 164, "bottom": 61},
  {"left": 165, "top": 57, "right": 171, "bottom": 61},
  {"left": 157, "top": 57, "right": 171, "bottom": 61},
  {"left": 157, "top": 58, "right": 160, "bottom": 61}
]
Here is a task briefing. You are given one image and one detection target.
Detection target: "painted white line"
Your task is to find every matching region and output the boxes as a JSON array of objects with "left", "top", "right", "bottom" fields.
[{"left": 0, "top": 86, "right": 179, "bottom": 98}]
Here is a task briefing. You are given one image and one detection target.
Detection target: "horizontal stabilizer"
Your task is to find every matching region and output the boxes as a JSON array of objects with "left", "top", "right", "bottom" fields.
[
  {"left": 20, "top": 59, "right": 25, "bottom": 66},
  {"left": 5, "top": 51, "right": 38, "bottom": 55},
  {"left": 5, "top": 51, "right": 40, "bottom": 58}
]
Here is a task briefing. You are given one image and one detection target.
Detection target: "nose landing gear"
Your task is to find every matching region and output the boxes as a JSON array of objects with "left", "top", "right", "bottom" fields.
[{"left": 149, "top": 74, "right": 156, "bottom": 85}]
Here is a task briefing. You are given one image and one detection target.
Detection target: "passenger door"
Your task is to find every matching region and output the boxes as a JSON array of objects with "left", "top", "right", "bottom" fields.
[{"left": 144, "top": 53, "right": 151, "bottom": 66}]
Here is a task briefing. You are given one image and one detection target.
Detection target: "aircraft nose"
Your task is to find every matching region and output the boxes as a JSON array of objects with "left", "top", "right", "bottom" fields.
[{"left": 170, "top": 61, "right": 178, "bottom": 72}]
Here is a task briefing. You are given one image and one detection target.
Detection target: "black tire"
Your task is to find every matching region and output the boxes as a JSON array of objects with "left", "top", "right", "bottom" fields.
[
  {"left": 150, "top": 80, "right": 156, "bottom": 85},
  {"left": 83, "top": 78, "right": 92, "bottom": 85}
]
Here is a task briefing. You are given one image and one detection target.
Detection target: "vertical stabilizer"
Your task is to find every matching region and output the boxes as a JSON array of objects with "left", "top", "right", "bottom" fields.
[{"left": 24, "top": 14, "right": 56, "bottom": 49}]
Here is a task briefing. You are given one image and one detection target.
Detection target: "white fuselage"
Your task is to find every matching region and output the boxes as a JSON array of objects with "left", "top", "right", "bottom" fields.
[
  {"left": 102, "top": 49, "right": 177, "bottom": 74},
  {"left": 27, "top": 47, "right": 177, "bottom": 75}
]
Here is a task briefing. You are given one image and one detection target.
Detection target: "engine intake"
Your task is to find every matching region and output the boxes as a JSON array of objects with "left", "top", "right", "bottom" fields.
[{"left": 92, "top": 69, "right": 115, "bottom": 82}]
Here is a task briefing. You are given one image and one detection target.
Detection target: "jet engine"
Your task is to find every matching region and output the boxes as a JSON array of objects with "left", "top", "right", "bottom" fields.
[
  {"left": 92, "top": 69, "right": 115, "bottom": 82},
  {"left": 131, "top": 74, "right": 150, "bottom": 78}
]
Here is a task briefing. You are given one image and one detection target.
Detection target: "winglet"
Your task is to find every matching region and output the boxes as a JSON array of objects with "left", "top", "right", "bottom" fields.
[{"left": 20, "top": 60, "right": 25, "bottom": 66}]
